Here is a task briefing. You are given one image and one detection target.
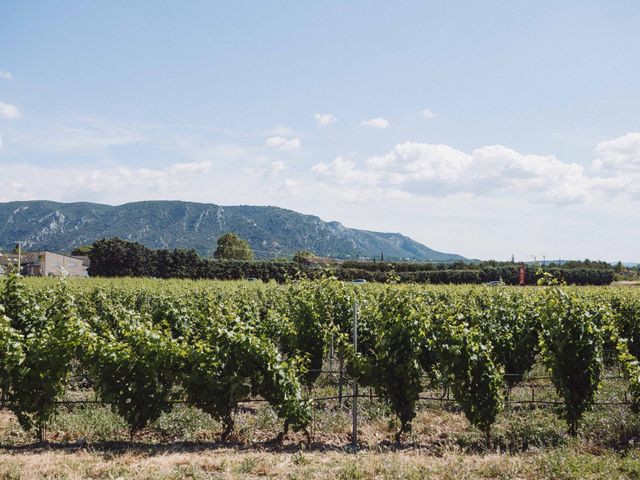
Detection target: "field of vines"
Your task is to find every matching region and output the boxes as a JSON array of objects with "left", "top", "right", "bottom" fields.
[{"left": 1, "top": 274, "right": 640, "bottom": 450}]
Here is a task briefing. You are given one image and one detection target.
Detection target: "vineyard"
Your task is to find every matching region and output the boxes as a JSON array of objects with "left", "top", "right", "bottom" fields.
[{"left": 1, "top": 274, "right": 640, "bottom": 453}]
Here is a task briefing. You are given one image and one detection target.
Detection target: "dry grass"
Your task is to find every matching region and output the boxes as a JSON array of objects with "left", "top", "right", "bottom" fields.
[
  {"left": 2, "top": 381, "right": 640, "bottom": 479},
  {"left": 1, "top": 446, "right": 640, "bottom": 480}
]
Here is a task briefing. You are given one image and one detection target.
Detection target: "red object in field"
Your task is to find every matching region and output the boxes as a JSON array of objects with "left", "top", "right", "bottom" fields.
[{"left": 519, "top": 265, "right": 526, "bottom": 286}]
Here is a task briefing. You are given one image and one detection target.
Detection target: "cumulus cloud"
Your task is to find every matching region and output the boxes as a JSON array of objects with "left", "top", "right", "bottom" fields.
[
  {"left": 312, "top": 157, "right": 380, "bottom": 186},
  {"left": 0, "top": 102, "right": 20, "bottom": 119},
  {"left": 313, "top": 141, "right": 600, "bottom": 205},
  {"left": 593, "top": 133, "right": 640, "bottom": 173},
  {"left": 361, "top": 117, "right": 389, "bottom": 128},
  {"left": 0, "top": 71, "right": 12, "bottom": 80},
  {"left": 265, "top": 136, "right": 301, "bottom": 151},
  {"left": 421, "top": 109, "right": 436, "bottom": 119},
  {"left": 314, "top": 113, "right": 336, "bottom": 126},
  {"left": 588, "top": 132, "right": 640, "bottom": 198}
]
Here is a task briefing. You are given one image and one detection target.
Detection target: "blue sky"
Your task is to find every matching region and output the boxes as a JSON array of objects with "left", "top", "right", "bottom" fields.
[{"left": 1, "top": 1, "right": 640, "bottom": 261}]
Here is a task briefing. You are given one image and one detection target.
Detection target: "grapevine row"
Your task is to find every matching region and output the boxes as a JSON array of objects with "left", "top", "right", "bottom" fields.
[{"left": 1, "top": 274, "right": 640, "bottom": 443}]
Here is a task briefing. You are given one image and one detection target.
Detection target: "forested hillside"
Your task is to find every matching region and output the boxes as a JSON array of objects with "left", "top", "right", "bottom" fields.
[{"left": 0, "top": 200, "right": 464, "bottom": 261}]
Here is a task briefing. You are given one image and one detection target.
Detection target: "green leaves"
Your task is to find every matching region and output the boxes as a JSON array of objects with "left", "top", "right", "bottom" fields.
[
  {"left": 213, "top": 232, "right": 254, "bottom": 261},
  {"left": 180, "top": 319, "right": 310, "bottom": 438},
  {"left": 3, "top": 274, "right": 640, "bottom": 446},
  {"left": 364, "top": 287, "right": 427, "bottom": 440},
  {"left": 0, "top": 277, "right": 83, "bottom": 437},
  {"left": 475, "top": 288, "right": 541, "bottom": 388},
  {"left": 539, "top": 286, "right": 605, "bottom": 435},
  {"left": 433, "top": 302, "right": 503, "bottom": 441},
  {"left": 280, "top": 281, "right": 328, "bottom": 387},
  {"left": 0, "top": 304, "right": 24, "bottom": 400},
  {"left": 85, "top": 308, "right": 180, "bottom": 433}
]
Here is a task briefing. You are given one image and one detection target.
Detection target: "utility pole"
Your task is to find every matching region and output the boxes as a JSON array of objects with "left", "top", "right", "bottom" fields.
[{"left": 14, "top": 242, "right": 22, "bottom": 275}]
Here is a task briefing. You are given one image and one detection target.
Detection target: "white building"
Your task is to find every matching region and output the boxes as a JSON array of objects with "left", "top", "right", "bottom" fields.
[{"left": 23, "top": 252, "right": 89, "bottom": 277}]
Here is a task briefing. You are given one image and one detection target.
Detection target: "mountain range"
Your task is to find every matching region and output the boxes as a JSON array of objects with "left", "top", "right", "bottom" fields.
[{"left": 0, "top": 200, "right": 465, "bottom": 261}]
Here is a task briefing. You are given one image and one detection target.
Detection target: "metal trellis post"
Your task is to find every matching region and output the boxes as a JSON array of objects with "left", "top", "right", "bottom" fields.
[{"left": 351, "top": 300, "right": 359, "bottom": 449}]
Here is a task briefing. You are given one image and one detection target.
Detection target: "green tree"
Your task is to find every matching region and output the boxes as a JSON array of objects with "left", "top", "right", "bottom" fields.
[
  {"left": 213, "top": 233, "right": 254, "bottom": 261},
  {"left": 292, "top": 250, "right": 314, "bottom": 264},
  {"left": 88, "top": 238, "right": 156, "bottom": 277},
  {"left": 71, "top": 245, "right": 93, "bottom": 256}
]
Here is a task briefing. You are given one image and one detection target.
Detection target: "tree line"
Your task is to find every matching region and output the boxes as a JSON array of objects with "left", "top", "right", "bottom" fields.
[{"left": 83, "top": 237, "right": 614, "bottom": 285}]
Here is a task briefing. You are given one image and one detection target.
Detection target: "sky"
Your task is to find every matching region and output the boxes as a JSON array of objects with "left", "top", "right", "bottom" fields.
[{"left": 1, "top": 1, "right": 640, "bottom": 261}]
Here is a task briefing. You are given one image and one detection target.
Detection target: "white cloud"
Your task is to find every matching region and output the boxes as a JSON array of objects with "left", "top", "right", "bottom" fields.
[
  {"left": 265, "top": 136, "right": 301, "bottom": 151},
  {"left": 264, "top": 160, "right": 287, "bottom": 176},
  {"left": 277, "top": 178, "right": 297, "bottom": 196},
  {"left": 3, "top": 116, "right": 277, "bottom": 187},
  {"left": 241, "top": 160, "right": 289, "bottom": 179},
  {"left": 314, "top": 113, "right": 336, "bottom": 126},
  {"left": 421, "top": 109, "right": 436, "bottom": 119},
  {"left": 76, "top": 161, "right": 214, "bottom": 194},
  {"left": 0, "top": 156, "right": 303, "bottom": 208},
  {"left": 0, "top": 161, "right": 218, "bottom": 203},
  {"left": 313, "top": 141, "right": 595, "bottom": 205},
  {"left": 0, "top": 102, "right": 20, "bottom": 119},
  {"left": 167, "top": 161, "right": 212, "bottom": 175},
  {"left": 594, "top": 133, "right": 640, "bottom": 173},
  {"left": 312, "top": 156, "right": 380, "bottom": 186},
  {"left": 0, "top": 71, "right": 12, "bottom": 80},
  {"left": 4, "top": 124, "right": 640, "bottom": 262},
  {"left": 589, "top": 133, "right": 640, "bottom": 199},
  {"left": 0, "top": 135, "right": 3, "bottom": 150},
  {"left": 361, "top": 117, "right": 389, "bottom": 128}
]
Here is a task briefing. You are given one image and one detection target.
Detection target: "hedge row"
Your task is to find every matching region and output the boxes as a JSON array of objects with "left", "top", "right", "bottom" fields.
[{"left": 87, "top": 238, "right": 614, "bottom": 285}]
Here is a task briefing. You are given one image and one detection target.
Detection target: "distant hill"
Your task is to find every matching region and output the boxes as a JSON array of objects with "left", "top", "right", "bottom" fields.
[{"left": 0, "top": 200, "right": 465, "bottom": 261}]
